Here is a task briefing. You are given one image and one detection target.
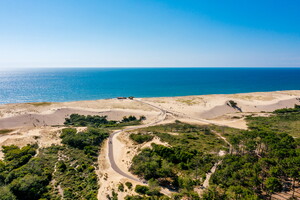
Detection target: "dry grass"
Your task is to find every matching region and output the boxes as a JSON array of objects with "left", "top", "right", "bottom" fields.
[
  {"left": 26, "top": 102, "right": 52, "bottom": 107},
  {"left": 176, "top": 98, "right": 198, "bottom": 106},
  {"left": 0, "top": 129, "right": 14, "bottom": 134}
]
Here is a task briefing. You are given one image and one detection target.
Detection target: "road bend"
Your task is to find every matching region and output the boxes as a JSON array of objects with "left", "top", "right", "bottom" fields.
[{"left": 107, "top": 99, "right": 167, "bottom": 183}]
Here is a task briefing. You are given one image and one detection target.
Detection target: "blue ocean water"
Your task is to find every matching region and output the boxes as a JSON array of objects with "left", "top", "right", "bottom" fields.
[{"left": 0, "top": 68, "right": 300, "bottom": 104}]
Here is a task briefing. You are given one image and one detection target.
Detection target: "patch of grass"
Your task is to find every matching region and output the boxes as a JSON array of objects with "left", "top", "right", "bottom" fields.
[
  {"left": 0, "top": 129, "right": 14, "bottom": 134},
  {"left": 53, "top": 146, "right": 99, "bottom": 200},
  {"left": 209, "top": 125, "right": 243, "bottom": 139},
  {"left": 246, "top": 105, "right": 300, "bottom": 137},
  {"left": 129, "top": 133, "right": 154, "bottom": 144},
  {"left": 26, "top": 102, "right": 52, "bottom": 107},
  {"left": 136, "top": 122, "right": 228, "bottom": 153},
  {"left": 176, "top": 99, "right": 198, "bottom": 106}
]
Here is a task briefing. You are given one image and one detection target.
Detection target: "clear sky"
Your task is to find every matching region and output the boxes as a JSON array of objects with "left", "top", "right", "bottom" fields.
[{"left": 0, "top": 0, "right": 299, "bottom": 68}]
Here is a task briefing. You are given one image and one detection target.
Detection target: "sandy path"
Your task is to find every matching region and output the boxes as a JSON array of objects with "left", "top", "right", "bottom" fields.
[{"left": 97, "top": 100, "right": 168, "bottom": 199}]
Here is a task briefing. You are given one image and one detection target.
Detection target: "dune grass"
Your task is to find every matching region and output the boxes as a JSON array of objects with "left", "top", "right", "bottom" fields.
[
  {"left": 135, "top": 122, "right": 228, "bottom": 153},
  {"left": 0, "top": 129, "right": 14, "bottom": 134},
  {"left": 26, "top": 102, "right": 52, "bottom": 107}
]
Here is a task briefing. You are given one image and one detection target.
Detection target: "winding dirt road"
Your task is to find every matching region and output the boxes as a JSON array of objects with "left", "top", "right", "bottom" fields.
[
  {"left": 107, "top": 99, "right": 167, "bottom": 183},
  {"left": 107, "top": 98, "right": 233, "bottom": 193}
]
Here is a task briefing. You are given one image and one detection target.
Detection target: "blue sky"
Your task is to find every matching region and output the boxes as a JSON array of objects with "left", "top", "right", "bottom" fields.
[{"left": 0, "top": 0, "right": 299, "bottom": 68}]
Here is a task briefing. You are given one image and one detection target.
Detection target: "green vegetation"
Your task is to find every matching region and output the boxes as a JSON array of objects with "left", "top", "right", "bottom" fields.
[
  {"left": 0, "top": 129, "right": 14, "bottom": 134},
  {"left": 2, "top": 106, "right": 299, "bottom": 199},
  {"left": 0, "top": 145, "right": 58, "bottom": 200},
  {"left": 135, "top": 185, "right": 150, "bottom": 195},
  {"left": 130, "top": 109, "right": 300, "bottom": 199},
  {"left": 129, "top": 133, "right": 154, "bottom": 144},
  {"left": 0, "top": 127, "right": 108, "bottom": 200},
  {"left": 125, "top": 182, "right": 133, "bottom": 190},
  {"left": 129, "top": 122, "right": 228, "bottom": 199},
  {"left": 247, "top": 104, "right": 300, "bottom": 137},
  {"left": 176, "top": 98, "right": 198, "bottom": 106},
  {"left": 208, "top": 106, "right": 300, "bottom": 199},
  {"left": 118, "top": 183, "right": 124, "bottom": 192},
  {"left": 130, "top": 143, "right": 213, "bottom": 191},
  {"left": 60, "top": 127, "right": 108, "bottom": 158},
  {"left": 273, "top": 104, "right": 300, "bottom": 114},
  {"left": 227, "top": 100, "right": 242, "bottom": 111},
  {"left": 64, "top": 114, "right": 145, "bottom": 128},
  {"left": 106, "top": 189, "right": 118, "bottom": 200},
  {"left": 52, "top": 128, "right": 108, "bottom": 199},
  {"left": 26, "top": 102, "right": 52, "bottom": 107},
  {"left": 227, "top": 100, "right": 237, "bottom": 108},
  {"left": 137, "top": 122, "right": 227, "bottom": 153},
  {"left": 52, "top": 146, "right": 99, "bottom": 199},
  {"left": 125, "top": 182, "right": 165, "bottom": 199}
]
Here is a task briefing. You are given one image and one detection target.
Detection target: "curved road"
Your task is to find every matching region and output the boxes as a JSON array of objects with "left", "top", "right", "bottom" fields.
[
  {"left": 107, "top": 99, "right": 167, "bottom": 183},
  {"left": 107, "top": 98, "right": 233, "bottom": 188}
]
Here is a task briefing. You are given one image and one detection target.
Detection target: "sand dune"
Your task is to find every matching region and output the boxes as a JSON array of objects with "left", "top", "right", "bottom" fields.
[
  {"left": 0, "top": 90, "right": 299, "bottom": 130},
  {"left": 142, "top": 90, "right": 300, "bottom": 120},
  {"left": 0, "top": 108, "right": 159, "bottom": 129}
]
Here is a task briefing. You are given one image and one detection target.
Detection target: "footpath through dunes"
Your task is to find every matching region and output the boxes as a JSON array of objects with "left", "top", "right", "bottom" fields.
[
  {"left": 108, "top": 107, "right": 167, "bottom": 182},
  {"left": 136, "top": 99, "right": 235, "bottom": 193},
  {"left": 102, "top": 98, "right": 235, "bottom": 198},
  {"left": 98, "top": 99, "right": 170, "bottom": 199}
]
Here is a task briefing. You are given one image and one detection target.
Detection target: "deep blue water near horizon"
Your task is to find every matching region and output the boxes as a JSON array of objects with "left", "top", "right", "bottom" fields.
[{"left": 0, "top": 68, "right": 300, "bottom": 104}]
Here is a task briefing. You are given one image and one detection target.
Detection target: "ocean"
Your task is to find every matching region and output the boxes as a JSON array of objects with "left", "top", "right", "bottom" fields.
[{"left": 0, "top": 68, "right": 300, "bottom": 104}]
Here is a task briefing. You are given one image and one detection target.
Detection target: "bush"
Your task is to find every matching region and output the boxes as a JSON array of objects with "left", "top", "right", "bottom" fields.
[
  {"left": 118, "top": 183, "right": 124, "bottom": 192},
  {"left": 125, "top": 182, "right": 133, "bottom": 190},
  {"left": 135, "top": 185, "right": 149, "bottom": 195},
  {"left": 2, "top": 145, "right": 36, "bottom": 171},
  {"left": 129, "top": 133, "right": 154, "bottom": 144},
  {"left": 227, "top": 100, "right": 237, "bottom": 107},
  {"left": 57, "top": 161, "right": 67, "bottom": 172},
  {"left": 273, "top": 104, "right": 300, "bottom": 114},
  {"left": 64, "top": 114, "right": 142, "bottom": 127},
  {"left": 60, "top": 128, "right": 108, "bottom": 152},
  {"left": 0, "top": 186, "right": 16, "bottom": 200},
  {"left": 125, "top": 195, "right": 143, "bottom": 200}
]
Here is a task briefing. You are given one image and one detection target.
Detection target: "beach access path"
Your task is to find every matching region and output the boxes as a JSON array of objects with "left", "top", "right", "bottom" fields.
[
  {"left": 107, "top": 99, "right": 167, "bottom": 183},
  {"left": 107, "top": 98, "right": 233, "bottom": 189}
]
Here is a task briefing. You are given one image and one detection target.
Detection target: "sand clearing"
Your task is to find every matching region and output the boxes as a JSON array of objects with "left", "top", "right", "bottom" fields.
[
  {"left": 142, "top": 90, "right": 300, "bottom": 127},
  {"left": 0, "top": 108, "right": 159, "bottom": 129}
]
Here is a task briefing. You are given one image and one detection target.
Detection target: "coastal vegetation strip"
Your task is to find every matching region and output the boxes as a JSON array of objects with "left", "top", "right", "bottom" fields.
[
  {"left": 64, "top": 113, "right": 146, "bottom": 128},
  {"left": 125, "top": 106, "right": 300, "bottom": 199},
  {"left": 0, "top": 129, "right": 14, "bottom": 134},
  {"left": 0, "top": 127, "right": 109, "bottom": 200},
  {"left": 126, "top": 122, "right": 228, "bottom": 199}
]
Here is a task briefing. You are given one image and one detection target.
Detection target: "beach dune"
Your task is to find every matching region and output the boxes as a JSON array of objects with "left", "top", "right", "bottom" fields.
[{"left": 0, "top": 90, "right": 299, "bottom": 130}]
